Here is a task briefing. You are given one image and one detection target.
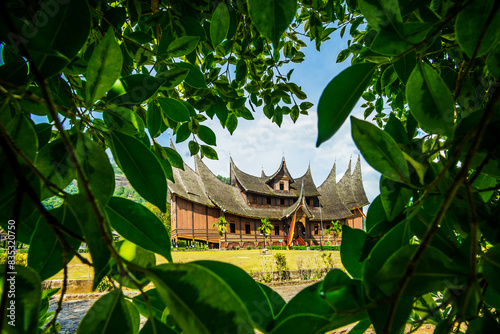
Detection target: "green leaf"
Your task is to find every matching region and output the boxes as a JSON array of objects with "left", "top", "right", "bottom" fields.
[
  {"left": 0, "top": 61, "right": 28, "bottom": 86},
  {"left": 188, "top": 140, "right": 200, "bottom": 155},
  {"left": 86, "top": 29, "right": 123, "bottom": 107},
  {"left": 34, "top": 123, "right": 52, "bottom": 149},
  {"left": 371, "top": 23, "right": 431, "bottom": 56},
  {"left": 394, "top": 51, "right": 416, "bottom": 85},
  {"left": 5, "top": 114, "right": 38, "bottom": 161},
  {"left": 132, "top": 289, "right": 167, "bottom": 320},
  {"left": 351, "top": 117, "right": 410, "bottom": 182},
  {"left": 368, "top": 296, "right": 413, "bottom": 334},
  {"left": 76, "top": 134, "right": 115, "bottom": 206},
  {"left": 36, "top": 136, "right": 78, "bottom": 199},
  {"left": 140, "top": 319, "right": 178, "bottom": 334},
  {"left": 175, "top": 123, "right": 191, "bottom": 143},
  {"left": 455, "top": 0, "right": 500, "bottom": 58},
  {"left": 193, "top": 261, "right": 280, "bottom": 332},
  {"left": 28, "top": 204, "right": 81, "bottom": 281},
  {"left": 163, "top": 147, "right": 184, "bottom": 170},
  {"left": 66, "top": 195, "right": 111, "bottom": 289},
  {"left": 486, "top": 43, "right": 500, "bottom": 79},
  {"left": 158, "top": 67, "right": 190, "bottom": 89},
  {"left": 200, "top": 145, "right": 218, "bottom": 160},
  {"left": 107, "top": 75, "right": 166, "bottom": 105},
  {"left": 107, "top": 197, "right": 172, "bottom": 262},
  {"left": 208, "top": 96, "right": 229, "bottom": 126},
  {"left": 482, "top": 244, "right": 500, "bottom": 294},
  {"left": 152, "top": 143, "right": 174, "bottom": 181},
  {"left": 271, "top": 281, "right": 367, "bottom": 333},
  {"left": 235, "top": 59, "right": 248, "bottom": 82},
  {"left": 406, "top": 62, "right": 455, "bottom": 137},
  {"left": 104, "top": 107, "right": 145, "bottom": 136},
  {"left": 365, "top": 195, "right": 388, "bottom": 232},
  {"left": 226, "top": 113, "right": 238, "bottom": 135},
  {"left": 110, "top": 131, "right": 167, "bottom": 212},
  {"left": 197, "top": 125, "right": 217, "bottom": 145},
  {"left": 174, "top": 63, "right": 207, "bottom": 88},
  {"left": 358, "top": 0, "right": 402, "bottom": 32},
  {"left": 24, "top": 0, "right": 91, "bottom": 78},
  {"left": 375, "top": 245, "right": 464, "bottom": 297},
  {"left": 167, "top": 36, "right": 200, "bottom": 57},
  {"left": 340, "top": 225, "right": 367, "bottom": 279},
  {"left": 472, "top": 173, "right": 497, "bottom": 202},
  {"left": 147, "top": 263, "right": 254, "bottom": 334},
  {"left": 112, "top": 239, "right": 156, "bottom": 288},
  {"left": 380, "top": 176, "right": 412, "bottom": 221},
  {"left": 147, "top": 101, "right": 162, "bottom": 138},
  {"left": 158, "top": 97, "right": 190, "bottom": 122},
  {"left": 316, "top": 63, "right": 377, "bottom": 147},
  {"left": 247, "top": 0, "right": 297, "bottom": 46},
  {"left": 363, "top": 220, "right": 411, "bottom": 300},
  {"left": 210, "top": 3, "right": 230, "bottom": 47},
  {"left": 77, "top": 290, "right": 135, "bottom": 334},
  {"left": 384, "top": 113, "right": 409, "bottom": 145},
  {"left": 0, "top": 265, "right": 41, "bottom": 334}
]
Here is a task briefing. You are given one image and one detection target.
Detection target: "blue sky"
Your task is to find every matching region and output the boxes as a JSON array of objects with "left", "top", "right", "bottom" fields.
[{"left": 159, "top": 32, "right": 382, "bottom": 206}]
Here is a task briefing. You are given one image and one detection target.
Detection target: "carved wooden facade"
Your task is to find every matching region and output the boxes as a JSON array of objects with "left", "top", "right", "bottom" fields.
[{"left": 169, "top": 155, "right": 369, "bottom": 249}]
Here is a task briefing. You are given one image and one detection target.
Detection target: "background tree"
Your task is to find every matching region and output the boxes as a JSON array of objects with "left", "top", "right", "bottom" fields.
[
  {"left": 1, "top": 0, "right": 500, "bottom": 333},
  {"left": 324, "top": 220, "right": 341, "bottom": 245},
  {"left": 258, "top": 217, "right": 273, "bottom": 248},
  {"left": 212, "top": 216, "right": 228, "bottom": 250}
]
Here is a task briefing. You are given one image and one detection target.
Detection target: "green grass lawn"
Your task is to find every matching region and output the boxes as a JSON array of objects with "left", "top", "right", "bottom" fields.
[{"left": 50, "top": 250, "right": 342, "bottom": 280}]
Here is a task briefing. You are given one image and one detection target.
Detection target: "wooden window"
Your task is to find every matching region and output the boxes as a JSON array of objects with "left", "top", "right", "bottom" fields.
[
  {"left": 280, "top": 198, "right": 285, "bottom": 205},
  {"left": 230, "top": 222, "right": 236, "bottom": 234},
  {"left": 274, "top": 225, "right": 279, "bottom": 235},
  {"left": 266, "top": 197, "right": 272, "bottom": 205},
  {"left": 280, "top": 182, "right": 284, "bottom": 190},
  {"left": 251, "top": 195, "right": 258, "bottom": 203},
  {"left": 314, "top": 224, "right": 319, "bottom": 235},
  {"left": 245, "top": 224, "right": 251, "bottom": 234}
]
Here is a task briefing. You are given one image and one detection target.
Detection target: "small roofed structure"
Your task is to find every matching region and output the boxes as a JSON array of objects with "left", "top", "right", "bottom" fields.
[{"left": 169, "top": 154, "right": 369, "bottom": 249}]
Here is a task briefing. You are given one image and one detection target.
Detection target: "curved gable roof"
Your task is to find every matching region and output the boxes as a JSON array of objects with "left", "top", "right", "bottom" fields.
[
  {"left": 291, "top": 165, "right": 320, "bottom": 197},
  {"left": 352, "top": 155, "right": 369, "bottom": 208},
  {"left": 196, "top": 156, "right": 302, "bottom": 219},
  {"left": 336, "top": 159, "right": 358, "bottom": 210},
  {"left": 311, "top": 163, "right": 353, "bottom": 220}
]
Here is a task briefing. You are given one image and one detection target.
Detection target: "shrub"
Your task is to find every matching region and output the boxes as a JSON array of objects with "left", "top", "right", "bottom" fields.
[
  {"left": 246, "top": 246, "right": 252, "bottom": 250},
  {"left": 0, "top": 252, "right": 27, "bottom": 266}
]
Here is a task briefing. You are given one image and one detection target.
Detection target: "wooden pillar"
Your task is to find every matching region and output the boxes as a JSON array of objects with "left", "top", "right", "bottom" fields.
[
  {"left": 239, "top": 217, "right": 242, "bottom": 242},
  {"left": 205, "top": 206, "right": 209, "bottom": 243},
  {"left": 191, "top": 202, "right": 195, "bottom": 243},
  {"left": 254, "top": 220, "right": 258, "bottom": 241}
]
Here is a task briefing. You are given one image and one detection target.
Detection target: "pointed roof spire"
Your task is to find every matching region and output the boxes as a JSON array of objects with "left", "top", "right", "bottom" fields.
[
  {"left": 292, "top": 165, "right": 320, "bottom": 197},
  {"left": 351, "top": 154, "right": 369, "bottom": 207},
  {"left": 266, "top": 156, "right": 295, "bottom": 184},
  {"left": 336, "top": 158, "right": 358, "bottom": 210}
]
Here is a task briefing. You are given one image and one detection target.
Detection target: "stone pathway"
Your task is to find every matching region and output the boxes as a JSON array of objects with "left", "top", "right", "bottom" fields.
[
  {"left": 48, "top": 282, "right": 434, "bottom": 334},
  {"left": 49, "top": 282, "right": 316, "bottom": 333}
]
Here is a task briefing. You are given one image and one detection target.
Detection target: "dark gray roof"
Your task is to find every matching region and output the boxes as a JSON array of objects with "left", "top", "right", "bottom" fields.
[
  {"left": 336, "top": 159, "right": 359, "bottom": 210},
  {"left": 291, "top": 166, "right": 321, "bottom": 197},
  {"left": 352, "top": 155, "right": 369, "bottom": 208},
  {"left": 230, "top": 158, "right": 297, "bottom": 197},
  {"left": 265, "top": 157, "right": 295, "bottom": 184},
  {"left": 167, "top": 162, "right": 213, "bottom": 207},
  {"left": 196, "top": 156, "right": 304, "bottom": 219},
  {"left": 310, "top": 163, "right": 353, "bottom": 221}
]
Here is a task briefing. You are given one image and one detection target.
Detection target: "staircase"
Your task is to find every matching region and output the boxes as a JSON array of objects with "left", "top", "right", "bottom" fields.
[{"left": 296, "top": 236, "right": 306, "bottom": 246}]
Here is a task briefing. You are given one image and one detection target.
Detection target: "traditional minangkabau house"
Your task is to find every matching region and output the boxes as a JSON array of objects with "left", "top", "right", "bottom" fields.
[{"left": 168, "top": 153, "right": 369, "bottom": 249}]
